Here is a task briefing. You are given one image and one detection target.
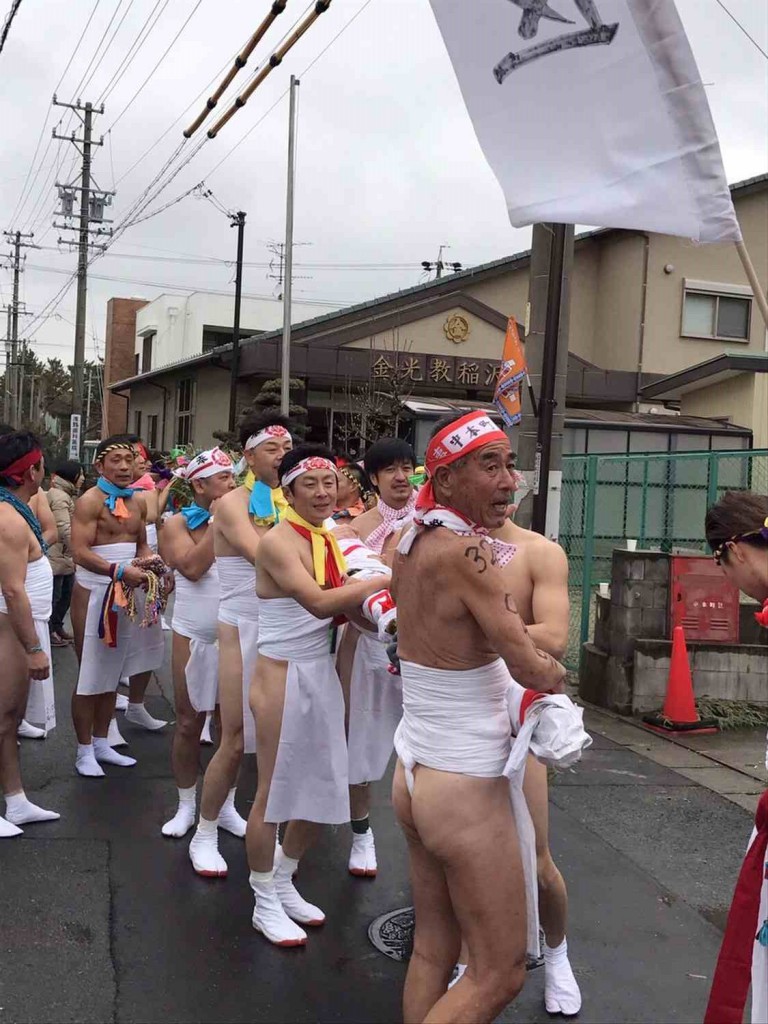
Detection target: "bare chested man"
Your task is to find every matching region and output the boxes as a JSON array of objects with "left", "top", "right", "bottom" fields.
[
  {"left": 188, "top": 411, "right": 293, "bottom": 877},
  {"left": 159, "top": 448, "right": 235, "bottom": 838},
  {"left": 333, "top": 438, "right": 416, "bottom": 875},
  {"left": 246, "top": 445, "right": 383, "bottom": 947},
  {"left": 450, "top": 513, "right": 581, "bottom": 1015},
  {"left": 70, "top": 436, "right": 163, "bottom": 777},
  {"left": 0, "top": 431, "right": 59, "bottom": 835},
  {"left": 391, "top": 411, "right": 566, "bottom": 1024}
]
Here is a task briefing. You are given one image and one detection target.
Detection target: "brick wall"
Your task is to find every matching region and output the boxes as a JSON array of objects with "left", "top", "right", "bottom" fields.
[{"left": 102, "top": 297, "right": 147, "bottom": 438}]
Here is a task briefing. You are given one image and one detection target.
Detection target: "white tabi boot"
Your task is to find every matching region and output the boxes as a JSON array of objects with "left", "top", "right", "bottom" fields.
[
  {"left": 161, "top": 785, "right": 197, "bottom": 838},
  {"left": 544, "top": 938, "right": 582, "bottom": 1016},
  {"left": 273, "top": 847, "right": 325, "bottom": 926},
  {"left": 217, "top": 788, "right": 247, "bottom": 837},
  {"left": 250, "top": 870, "right": 307, "bottom": 947},
  {"left": 348, "top": 828, "right": 377, "bottom": 877},
  {"left": 188, "top": 817, "right": 228, "bottom": 877},
  {"left": 17, "top": 719, "right": 46, "bottom": 740}
]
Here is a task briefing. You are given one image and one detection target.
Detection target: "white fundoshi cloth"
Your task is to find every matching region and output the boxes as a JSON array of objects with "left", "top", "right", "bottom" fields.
[
  {"left": 217, "top": 555, "right": 259, "bottom": 754},
  {"left": 146, "top": 522, "right": 158, "bottom": 553},
  {"left": 348, "top": 630, "right": 402, "bottom": 784},
  {"left": 172, "top": 566, "right": 220, "bottom": 713},
  {"left": 0, "top": 556, "right": 56, "bottom": 733},
  {"left": 395, "top": 658, "right": 545, "bottom": 958},
  {"left": 258, "top": 597, "right": 350, "bottom": 825},
  {"left": 75, "top": 543, "right": 165, "bottom": 695}
]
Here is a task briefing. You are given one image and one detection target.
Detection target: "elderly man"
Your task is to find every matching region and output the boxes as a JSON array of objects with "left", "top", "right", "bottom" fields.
[
  {"left": 188, "top": 411, "right": 294, "bottom": 877},
  {"left": 391, "top": 411, "right": 566, "bottom": 1024},
  {"left": 704, "top": 492, "right": 768, "bottom": 1024},
  {"left": 158, "top": 447, "right": 236, "bottom": 838},
  {"left": 0, "top": 431, "right": 59, "bottom": 835},
  {"left": 246, "top": 445, "right": 383, "bottom": 947}
]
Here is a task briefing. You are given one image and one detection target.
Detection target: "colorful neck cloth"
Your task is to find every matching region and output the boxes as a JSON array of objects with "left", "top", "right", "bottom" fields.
[
  {"left": 284, "top": 506, "right": 347, "bottom": 588},
  {"left": 366, "top": 492, "right": 417, "bottom": 555},
  {"left": 244, "top": 471, "right": 287, "bottom": 526},
  {"left": 180, "top": 503, "right": 211, "bottom": 531},
  {"left": 0, "top": 488, "right": 47, "bottom": 553},
  {"left": 397, "top": 503, "right": 516, "bottom": 568},
  {"left": 96, "top": 476, "right": 134, "bottom": 519}
]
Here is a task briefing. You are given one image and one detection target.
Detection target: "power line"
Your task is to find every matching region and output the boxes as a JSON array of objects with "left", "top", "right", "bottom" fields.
[
  {"left": 0, "top": 0, "right": 23, "bottom": 56},
  {"left": 713, "top": 0, "right": 768, "bottom": 60},
  {"left": 77, "top": 0, "right": 138, "bottom": 100},
  {"left": 97, "top": 0, "right": 168, "bottom": 104},
  {"left": 106, "top": 0, "right": 207, "bottom": 131},
  {"left": 54, "top": 0, "right": 104, "bottom": 94},
  {"left": 68, "top": 0, "right": 130, "bottom": 101}
]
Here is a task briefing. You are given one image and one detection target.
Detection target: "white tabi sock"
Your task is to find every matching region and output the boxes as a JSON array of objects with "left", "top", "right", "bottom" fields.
[
  {"left": 125, "top": 702, "right": 167, "bottom": 731},
  {"left": 93, "top": 736, "right": 137, "bottom": 767},
  {"left": 17, "top": 719, "right": 46, "bottom": 740},
  {"left": 0, "top": 814, "right": 23, "bottom": 837},
  {"left": 448, "top": 963, "right": 467, "bottom": 990},
  {"left": 250, "top": 870, "right": 307, "bottom": 947},
  {"left": 5, "top": 790, "right": 60, "bottom": 825},
  {"left": 200, "top": 712, "right": 213, "bottom": 745},
  {"left": 161, "top": 785, "right": 197, "bottom": 838},
  {"left": 115, "top": 693, "right": 129, "bottom": 711},
  {"left": 188, "top": 816, "right": 228, "bottom": 877},
  {"left": 348, "top": 827, "right": 377, "bottom": 877},
  {"left": 217, "top": 788, "right": 246, "bottom": 838},
  {"left": 76, "top": 743, "right": 105, "bottom": 778},
  {"left": 274, "top": 848, "right": 325, "bottom": 926},
  {"left": 107, "top": 717, "right": 127, "bottom": 747},
  {"left": 544, "top": 938, "right": 582, "bottom": 1016}
]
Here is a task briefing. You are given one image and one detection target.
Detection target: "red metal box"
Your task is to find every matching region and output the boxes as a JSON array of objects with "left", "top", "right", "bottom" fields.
[{"left": 670, "top": 555, "right": 740, "bottom": 644}]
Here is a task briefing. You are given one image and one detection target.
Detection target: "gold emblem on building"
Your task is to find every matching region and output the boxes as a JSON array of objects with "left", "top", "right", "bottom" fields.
[{"left": 443, "top": 313, "right": 470, "bottom": 344}]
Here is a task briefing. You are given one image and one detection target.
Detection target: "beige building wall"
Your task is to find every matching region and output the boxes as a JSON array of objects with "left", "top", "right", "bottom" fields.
[
  {"left": 345, "top": 306, "right": 506, "bottom": 360},
  {"left": 592, "top": 233, "right": 646, "bottom": 371},
  {"left": 679, "top": 373, "right": 757, "bottom": 436}
]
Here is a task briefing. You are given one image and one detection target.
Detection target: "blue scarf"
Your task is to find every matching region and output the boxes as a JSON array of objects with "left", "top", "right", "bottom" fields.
[
  {"left": 96, "top": 476, "right": 134, "bottom": 515},
  {"left": 248, "top": 478, "right": 280, "bottom": 522},
  {"left": 180, "top": 503, "right": 211, "bottom": 531},
  {"left": 0, "top": 488, "right": 47, "bottom": 553}
]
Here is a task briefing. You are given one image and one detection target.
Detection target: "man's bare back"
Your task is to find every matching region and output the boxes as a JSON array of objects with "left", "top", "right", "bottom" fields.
[{"left": 213, "top": 487, "right": 262, "bottom": 561}]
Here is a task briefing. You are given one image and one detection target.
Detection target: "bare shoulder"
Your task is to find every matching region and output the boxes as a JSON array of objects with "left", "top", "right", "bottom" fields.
[
  {"left": 76, "top": 488, "right": 103, "bottom": 514},
  {"left": 526, "top": 534, "right": 568, "bottom": 577},
  {"left": 0, "top": 502, "right": 28, "bottom": 540},
  {"left": 163, "top": 513, "right": 187, "bottom": 538},
  {"left": 351, "top": 507, "right": 379, "bottom": 540},
  {"left": 215, "top": 486, "right": 247, "bottom": 520}
]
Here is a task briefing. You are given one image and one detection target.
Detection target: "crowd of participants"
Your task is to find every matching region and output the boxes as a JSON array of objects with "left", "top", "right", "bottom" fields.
[{"left": 0, "top": 408, "right": 765, "bottom": 1023}]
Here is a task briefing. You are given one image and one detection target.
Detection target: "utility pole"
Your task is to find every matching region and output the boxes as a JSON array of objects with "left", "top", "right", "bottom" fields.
[
  {"left": 228, "top": 210, "right": 246, "bottom": 432},
  {"left": 421, "top": 244, "right": 462, "bottom": 280},
  {"left": 280, "top": 76, "right": 299, "bottom": 416},
  {"left": 52, "top": 96, "right": 112, "bottom": 457},
  {"left": 2, "top": 229, "right": 35, "bottom": 428},
  {"left": 3, "top": 307, "right": 10, "bottom": 424},
  {"left": 517, "top": 223, "right": 574, "bottom": 539}
]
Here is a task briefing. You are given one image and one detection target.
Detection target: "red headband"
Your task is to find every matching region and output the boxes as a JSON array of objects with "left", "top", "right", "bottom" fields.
[
  {"left": 418, "top": 412, "right": 507, "bottom": 511},
  {"left": 134, "top": 442, "right": 150, "bottom": 462},
  {"left": 0, "top": 448, "right": 43, "bottom": 483}
]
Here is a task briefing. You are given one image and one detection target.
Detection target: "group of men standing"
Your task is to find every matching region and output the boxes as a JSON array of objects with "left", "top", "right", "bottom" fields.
[{"left": 0, "top": 408, "right": 591, "bottom": 1023}]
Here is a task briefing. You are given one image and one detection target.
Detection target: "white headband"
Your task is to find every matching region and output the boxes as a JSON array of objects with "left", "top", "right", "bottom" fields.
[
  {"left": 281, "top": 456, "right": 338, "bottom": 489},
  {"left": 174, "top": 447, "right": 234, "bottom": 481},
  {"left": 244, "top": 425, "right": 291, "bottom": 451}
]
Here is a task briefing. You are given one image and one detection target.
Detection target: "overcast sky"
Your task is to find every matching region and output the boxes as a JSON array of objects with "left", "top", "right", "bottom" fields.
[{"left": 1, "top": 0, "right": 766, "bottom": 365}]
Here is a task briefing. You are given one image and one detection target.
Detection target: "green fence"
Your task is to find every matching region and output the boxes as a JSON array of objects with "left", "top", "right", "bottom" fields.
[{"left": 559, "top": 449, "right": 768, "bottom": 669}]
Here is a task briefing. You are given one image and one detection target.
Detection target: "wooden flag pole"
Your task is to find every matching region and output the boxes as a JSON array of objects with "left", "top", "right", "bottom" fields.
[{"left": 735, "top": 240, "right": 768, "bottom": 339}]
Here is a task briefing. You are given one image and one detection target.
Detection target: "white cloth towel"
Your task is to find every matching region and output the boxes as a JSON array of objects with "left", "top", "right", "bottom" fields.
[
  {"left": 75, "top": 542, "right": 163, "bottom": 693},
  {"left": 0, "top": 556, "right": 55, "bottom": 732},
  {"left": 348, "top": 630, "right": 402, "bottom": 785},
  {"left": 172, "top": 566, "right": 220, "bottom": 713},
  {"left": 258, "top": 597, "right": 349, "bottom": 825},
  {"left": 146, "top": 522, "right": 158, "bottom": 553},
  {"left": 216, "top": 556, "right": 259, "bottom": 752}
]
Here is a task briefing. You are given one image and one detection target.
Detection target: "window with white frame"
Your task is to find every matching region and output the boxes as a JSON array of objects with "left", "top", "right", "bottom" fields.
[
  {"left": 682, "top": 281, "right": 751, "bottom": 342},
  {"left": 176, "top": 378, "right": 195, "bottom": 446}
]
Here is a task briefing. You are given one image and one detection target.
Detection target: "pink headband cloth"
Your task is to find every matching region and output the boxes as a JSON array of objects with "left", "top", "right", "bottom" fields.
[
  {"left": 281, "top": 456, "right": 338, "bottom": 489},
  {"left": 244, "top": 425, "right": 291, "bottom": 450}
]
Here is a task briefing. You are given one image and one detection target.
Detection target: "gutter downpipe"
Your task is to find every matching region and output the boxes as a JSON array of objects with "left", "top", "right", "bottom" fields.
[{"left": 635, "top": 233, "right": 650, "bottom": 412}]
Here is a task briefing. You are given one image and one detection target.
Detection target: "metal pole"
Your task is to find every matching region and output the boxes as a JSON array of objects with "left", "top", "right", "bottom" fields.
[
  {"left": 10, "top": 232, "right": 20, "bottom": 428},
  {"left": 280, "top": 76, "right": 299, "bottom": 416},
  {"left": 72, "top": 102, "right": 94, "bottom": 451},
  {"left": 85, "top": 364, "right": 92, "bottom": 434},
  {"left": 228, "top": 210, "right": 246, "bottom": 432},
  {"left": 531, "top": 223, "right": 568, "bottom": 535},
  {"left": 3, "top": 307, "right": 10, "bottom": 424}
]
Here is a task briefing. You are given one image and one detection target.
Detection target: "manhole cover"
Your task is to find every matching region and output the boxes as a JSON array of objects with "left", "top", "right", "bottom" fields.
[
  {"left": 368, "top": 906, "right": 414, "bottom": 962},
  {"left": 368, "top": 909, "right": 544, "bottom": 971}
]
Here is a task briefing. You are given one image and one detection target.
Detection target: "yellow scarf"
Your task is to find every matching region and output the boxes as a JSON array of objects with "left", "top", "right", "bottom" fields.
[
  {"left": 284, "top": 506, "right": 347, "bottom": 587},
  {"left": 243, "top": 470, "right": 289, "bottom": 527}
]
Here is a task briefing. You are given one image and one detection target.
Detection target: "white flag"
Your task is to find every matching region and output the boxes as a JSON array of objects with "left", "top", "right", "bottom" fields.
[{"left": 429, "top": 0, "right": 742, "bottom": 243}]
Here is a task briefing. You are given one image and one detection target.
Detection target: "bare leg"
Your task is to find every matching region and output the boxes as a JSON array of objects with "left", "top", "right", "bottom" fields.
[
  {"left": 170, "top": 633, "right": 204, "bottom": 789},
  {"left": 0, "top": 617, "right": 29, "bottom": 797},
  {"left": 350, "top": 784, "right": 371, "bottom": 820},
  {"left": 282, "top": 820, "right": 321, "bottom": 862},
  {"left": 199, "top": 623, "right": 244, "bottom": 821},
  {"left": 128, "top": 672, "right": 151, "bottom": 704},
  {"left": 395, "top": 762, "right": 527, "bottom": 1024},
  {"left": 523, "top": 755, "right": 567, "bottom": 947}
]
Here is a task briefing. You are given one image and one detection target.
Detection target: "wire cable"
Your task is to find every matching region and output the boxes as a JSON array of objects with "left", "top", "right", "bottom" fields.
[
  {"left": 713, "top": 0, "right": 768, "bottom": 60},
  {"left": 77, "top": 0, "right": 138, "bottom": 100},
  {"left": 0, "top": 0, "right": 23, "bottom": 56},
  {"left": 69, "top": 0, "right": 129, "bottom": 101},
  {"left": 96, "top": 0, "right": 168, "bottom": 104}
]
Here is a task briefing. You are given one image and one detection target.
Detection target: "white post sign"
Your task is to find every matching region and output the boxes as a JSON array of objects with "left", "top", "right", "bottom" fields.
[{"left": 69, "top": 414, "right": 81, "bottom": 459}]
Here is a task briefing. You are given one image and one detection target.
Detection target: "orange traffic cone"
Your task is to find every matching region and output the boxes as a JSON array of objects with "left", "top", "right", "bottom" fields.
[{"left": 642, "top": 627, "right": 718, "bottom": 735}]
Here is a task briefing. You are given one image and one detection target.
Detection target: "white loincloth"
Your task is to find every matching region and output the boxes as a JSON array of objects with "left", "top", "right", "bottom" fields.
[
  {"left": 258, "top": 597, "right": 349, "bottom": 825},
  {"left": 217, "top": 556, "right": 259, "bottom": 753},
  {"left": 172, "top": 566, "right": 220, "bottom": 713},
  {"left": 395, "top": 658, "right": 539, "bottom": 957},
  {"left": 348, "top": 629, "right": 402, "bottom": 785},
  {"left": 146, "top": 522, "right": 158, "bottom": 553},
  {"left": 0, "top": 556, "right": 56, "bottom": 733},
  {"left": 75, "top": 542, "right": 165, "bottom": 694},
  {"left": 750, "top": 823, "right": 768, "bottom": 1024}
]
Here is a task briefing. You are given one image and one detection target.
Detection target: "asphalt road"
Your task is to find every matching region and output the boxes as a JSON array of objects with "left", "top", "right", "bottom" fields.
[{"left": 1, "top": 633, "right": 753, "bottom": 1024}]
